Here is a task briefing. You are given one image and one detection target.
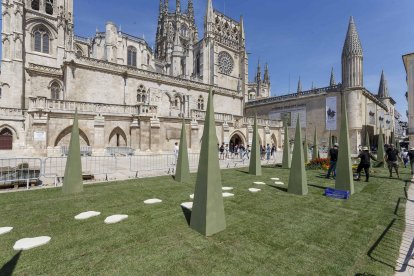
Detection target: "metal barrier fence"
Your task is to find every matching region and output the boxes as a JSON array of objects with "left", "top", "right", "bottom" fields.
[
  {"left": 129, "top": 154, "right": 176, "bottom": 177},
  {"left": 0, "top": 158, "right": 42, "bottom": 189},
  {"left": 106, "top": 147, "right": 135, "bottom": 156},
  {"left": 61, "top": 146, "right": 92, "bottom": 156},
  {"left": 43, "top": 156, "right": 118, "bottom": 185}
]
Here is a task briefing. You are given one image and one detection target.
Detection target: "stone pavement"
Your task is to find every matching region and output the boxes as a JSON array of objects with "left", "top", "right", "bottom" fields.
[{"left": 395, "top": 178, "right": 414, "bottom": 275}]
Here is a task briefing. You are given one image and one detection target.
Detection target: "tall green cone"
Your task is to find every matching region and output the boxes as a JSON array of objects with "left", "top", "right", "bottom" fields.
[
  {"left": 190, "top": 89, "right": 226, "bottom": 236},
  {"left": 335, "top": 93, "right": 354, "bottom": 194},
  {"left": 312, "top": 127, "right": 318, "bottom": 160},
  {"left": 377, "top": 127, "right": 385, "bottom": 167},
  {"left": 249, "top": 115, "right": 261, "bottom": 175},
  {"left": 288, "top": 115, "right": 308, "bottom": 195},
  {"left": 282, "top": 123, "right": 291, "bottom": 169},
  {"left": 62, "top": 109, "right": 83, "bottom": 194},
  {"left": 175, "top": 120, "right": 191, "bottom": 183},
  {"left": 303, "top": 131, "right": 309, "bottom": 163},
  {"left": 365, "top": 130, "right": 370, "bottom": 149}
]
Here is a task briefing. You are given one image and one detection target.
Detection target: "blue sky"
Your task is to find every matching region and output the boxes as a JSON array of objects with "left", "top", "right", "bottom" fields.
[{"left": 5, "top": 0, "right": 414, "bottom": 119}]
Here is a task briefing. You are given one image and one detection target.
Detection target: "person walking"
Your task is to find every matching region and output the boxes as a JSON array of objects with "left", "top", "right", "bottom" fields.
[
  {"left": 402, "top": 149, "right": 409, "bottom": 168},
  {"left": 408, "top": 147, "right": 414, "bottom": 175},
  {"left": 266, "top": 144, "right": 271, "bottom": 161},
  {"left": 385, "top": 144, "right": 401, "bottom": 178},
  {"left": 225, "top": 144, "right": 229, "bottom": 159},
  {"left": 326, "top": 143, "right": 338, "bottom": 179},
  {"left": 219, "top": 143, "right": 225, "bottom": 160},
  {"left": 173, "top": 142, "right": 179, "bottom": 165},
  {"left": 355, "top": 146, "right": 377, "bottom": 182},
  {"left": 243, "top": 145, "right": 250, "bottom": 159}
]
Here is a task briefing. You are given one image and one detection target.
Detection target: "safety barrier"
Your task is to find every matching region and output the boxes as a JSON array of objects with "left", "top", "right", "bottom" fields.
[
  {"left": 106, "top": 147, "right": 134, "bottom": 156},
  {"left": 130, "top": 154, "right": 177, "bottom": 177},
  {"left": 0, "top": 158, "right": 42, "bottom": 189},
  {"left": 61, "top": 146, "right": 92, "bottom": 156}
]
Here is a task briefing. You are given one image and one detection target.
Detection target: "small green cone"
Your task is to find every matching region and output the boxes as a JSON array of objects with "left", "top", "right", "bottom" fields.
[
  {"left": 282, "top": 123, "right": 291, "bottom": 169},
  {"left": 335, "top": 92, "right": 354, "bottom": 194},
  {"left": 365, "top": 130, "right": 370, "bottom": 150},
  {"left": 288, "top": 115, "right": 308, "bottom": 195},
  {"left": 303, "top": 131, "right": 309, "bottom": 163},
  {"left": 175, "top": 120, "right": 191, "bottom": 183},
  {"left": 190, "top": 89, "right": 226, "bottom": 236},
  {"left": 377, "top": 127, "right": 385, "bottom": 167},
  {"left": 249, "top": 115, "right": 261, "bottom": 176},
  {"left": 62, "top": 109, "right": 83, "bottom": 194},
  {"left": 312, "top": 127, "right": 318, "bottom": 160}
]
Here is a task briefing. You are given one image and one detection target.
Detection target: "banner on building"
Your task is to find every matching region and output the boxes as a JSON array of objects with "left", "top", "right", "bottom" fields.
[
  {"left": 270, "top": 107, "right": 306, "bottom": 128},
  {"left": 378, "top": 110, "right": 385, "bottom": 128},
  {"left": 385, "top": 114, "right": 392, "bottom": 130},
  {"left": 325, "top": 97, "right": 337, "bottom": 130},
  {"left": 367, "top": 103, "right": 376, "bottom": 125}
]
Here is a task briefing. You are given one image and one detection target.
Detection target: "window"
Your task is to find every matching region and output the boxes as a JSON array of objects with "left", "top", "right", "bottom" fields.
[
  {"left": 45, "top": 0, "right": 54, "bottom": 15},
  {"left": 33, "top": 26, "right": 50, "bottom": 54},
  {"left": 127, "top": 46, "right": 137, "bottom": 67},
  {"left": 31, "top": 0, "right": 40, "bottom": 10},
  {"left": 51, "top": 82, "right": 61, "bottom": 100},
  {"left": 147, "top": 54, "right": 150, "bottom": 65},
  {"left": 196, "top": 54, "right": 201, "bottom": 75},
  {"left": 197, "top": 95, "right": 204, "bottom": 110},
  {"left": 137, "top": 85, "right": 147, "bottom": 103},
  {"left": 0, "top": 88, "right": 2, "bottom": 99}
]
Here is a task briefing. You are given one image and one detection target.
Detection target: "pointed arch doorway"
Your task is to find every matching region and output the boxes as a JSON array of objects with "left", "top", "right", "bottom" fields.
[{"left": 0, "top": 128, "right": 13, "bottom": 150}]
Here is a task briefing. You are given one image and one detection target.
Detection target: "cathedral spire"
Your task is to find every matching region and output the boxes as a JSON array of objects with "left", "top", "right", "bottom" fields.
[
  {"left": 341, "top": 16, "right": 363, "bottom": 88},
  {"left": 263, "top": 63, "right": 270, "bottom": 84},
  {"left": 176, "top": 0, "right": 181, "bottom": 13},
  {"left": 255, "top": 60, "right": 261, "bottom": 83},
  {"left": 239, "top": 15, "right": 245, "bottom": 47},
  {"left": 159, "top": 0, "right": 163, "bottom": 15},
  {"left": 188, "top": 0, "right": 194, "bottom": 18},
  {"left": 378, "top": 70, "right": 389, "bottom": 98},
  {"left": 205, "top": 0, "right": 214, "bottom": 37},
  {"left": 330, "top": 67, "right": 336, "bottom": 86},
  {"left": 311, "top": 82, "right": 315, "bottom": 90},
  {"left": 164, "top": 0, "right": 169, "bottom": 13},
  {"left": 297, "top": 77, "right": 302, "bottom": 93}
]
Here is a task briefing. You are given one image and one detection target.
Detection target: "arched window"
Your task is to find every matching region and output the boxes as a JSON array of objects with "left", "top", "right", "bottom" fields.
[
  {"left": 197, "top": 95, "right": 204, "bottom": 110},
  {"left": 137, "top": 85, "right": 147, "bottom": 103},
  {"left": 127, "top": 46, "right": 137, "bottom": 67},
  {"left": 31, "top": 0, "right": 40, "bottom": 10},
  {"left": 147, "top": 54, "right": 150, "bottom": 65},
  {"left": 196, "top": 54, "right": 201, "bottom": 75},
  {"left": 45, "top": 0, "right": 54, "bottom": 15},
  {"left": 33, "top": 26, "right": 50, "bottom": 54},
  {"left": 50, "top": 82, "right": 61, "bottom": 100}
]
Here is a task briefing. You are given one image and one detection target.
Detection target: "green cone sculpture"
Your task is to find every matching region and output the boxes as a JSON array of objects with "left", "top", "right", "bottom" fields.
[
  {"left": 175, "top": 120, "right": 191, "bottom": 183},
  {"left": 377, "top": 127, "right": 385, "bottom": 167},
  {"left": 303, "top": 131, "right": 309, "bottom": 163},
  {"left": 62, "top": 109, "right": 83, "bottom": 194},
  {"left": 365, "top": 130, "right": 370, "bottom": 149},
  {"left": 288, "top": 115, "right": 308, "bottom": 195},
  {"left": 190, "top": 89, "right": 226, "bottom": 236},
  {"left": 249, "top": 115, "right": 261, "bottom": 175},
  {"left": 335, "top": 93, "right": 354, "bottom": 194},
  {"left": 312, "top": 127, "right": 318, "bottom": 160},
  {"left": 282, "top": 123, "right": 291, "bottom": 169}
]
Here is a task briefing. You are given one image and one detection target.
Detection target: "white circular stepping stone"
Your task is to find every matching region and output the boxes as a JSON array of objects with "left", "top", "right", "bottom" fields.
[
  {"left": 181, "top": 202, "right": 193, "bottom": 209},
  {"left": 222, "top": 187, "right": 233, "bottom": 191},
  {"left": 254, "top": 182, "right": 266, "bottom": 185},
  {"left": 0, "top": 227, "right": 13, "bottom": 235},
  {"left": 271, "top": 178, "right": 280, "bottom": 181},
  {"left": 104, "top": 215, "right": 128, "bottom": 224},
  {"left": 144, "top": 198, "right": 162, "bottom": 204},
  {"left": 249, "top": 188, "right": 261, "bottom": 193},
  {"left": 222, "top": 192, "right": 234, "bottom": 198},
  {"left": 13, "top": 236, "right": 51, "bottom": 251},
  {"left": 189, "top": 194, "right": 194, "bottom": 199},
  {"left": 274, "top": 182, "right": 284, "bottom": 185},
  {"left": 74, "top": 211, "right": 101, "bottom": 220}
]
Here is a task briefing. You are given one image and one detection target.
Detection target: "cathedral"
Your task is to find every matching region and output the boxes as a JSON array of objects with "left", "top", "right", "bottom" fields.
[
  {"left": 246, "top": 17, "right": 401, "bottom": 153},
  {"left": 0, "top": 0, "right": 279, "bottom": 156}
]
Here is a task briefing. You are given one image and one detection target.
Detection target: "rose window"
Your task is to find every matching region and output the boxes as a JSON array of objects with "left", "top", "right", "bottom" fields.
[{"left": 218, "top": 51, "right": 234, "bottom": 75}]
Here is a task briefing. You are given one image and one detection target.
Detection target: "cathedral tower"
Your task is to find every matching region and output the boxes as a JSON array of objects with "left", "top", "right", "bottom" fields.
[{"left": 341, "top": 16, "right": 363, "bottom": 89}]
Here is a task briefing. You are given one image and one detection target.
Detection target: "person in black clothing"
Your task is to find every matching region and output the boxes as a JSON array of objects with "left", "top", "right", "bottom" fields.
[
  {"left": 385, "top": 144, "right": 401, "bottom": 178},
  {"left": 356, "top": 146, "right": 377, "bottom": 182},
  {"left": 326, "top": 143, "right": 338, "bottom": 179},
  {"left": 408, "top": 147, "right": 414, "bottom": 175}
]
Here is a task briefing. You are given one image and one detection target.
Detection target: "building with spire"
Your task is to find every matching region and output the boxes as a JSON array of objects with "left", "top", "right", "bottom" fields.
[
  {"left": 403, "top": 52, "right": 414, "bottom": 142},
  {"left": 246, "top": 17, "right": 400, "bottom": 153},
  {"left": 0, "top": 0, "right": 281, "bottom": 155}
]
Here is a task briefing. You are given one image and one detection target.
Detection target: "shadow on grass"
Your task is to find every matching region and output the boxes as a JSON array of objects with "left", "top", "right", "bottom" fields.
[
  {"left": 308, "top": 184, "right": 327, "bottom": 190},
  {"left": 0, "top": 251, "right": 22, "bottom": 276},
  {"left": 236, "top": 170, "right": 249, "bottom": 174},
  {"left": 367, "top": 218, "right": 407, "bottom": 272},
  {"left": 181, "top": 206, "right": 192, "bottom": 226},
  {"left": 267, "top": 184, "right": 287, "bottom": 192}
]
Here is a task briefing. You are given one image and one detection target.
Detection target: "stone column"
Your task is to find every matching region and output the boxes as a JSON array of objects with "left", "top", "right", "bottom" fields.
[
  {"left": 247, "top": 124, "right": 253, "bottom": 146},
  {"left": 140, "top": 120, "right": 150, "bottom": 151},
  {"left": 190, "top": 120, "right": 199, "bottom": 152},
  {"left": 32, "top": 112, "right": 49, "bottom": 156},
  {"left": 150, "top": 117, "right": 161, "bottom": 152},
  {"left": 93, "top": 115, "right": 105, "bottom": 155},
  {"left": 222, "top": 122, "right": 229, "bottom": 145},
  {"left": 130, "top": 118, "right": 140, "bottom": 151}
]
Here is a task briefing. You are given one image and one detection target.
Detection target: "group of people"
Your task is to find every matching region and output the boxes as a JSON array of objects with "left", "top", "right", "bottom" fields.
[
  {"left": 326, "top": 142, "right": 414, "bottom": 182},
  {"left": 260, "top": 144, "right": 277, "bottom": 161},
  {"left": 218, "top": 143, "right": 250, "bottom": 160}
]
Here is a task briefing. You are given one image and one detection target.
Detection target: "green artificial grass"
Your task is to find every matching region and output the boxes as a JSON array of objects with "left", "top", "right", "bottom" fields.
[{"left": 0, "top": 166, "right": 409, "bottom": 275}]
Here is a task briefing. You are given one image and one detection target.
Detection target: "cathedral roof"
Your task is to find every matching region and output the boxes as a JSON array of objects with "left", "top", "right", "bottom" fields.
[
  {"left": 378, "top": 70, "right": 389, "bottom": 98},
  {"left": 342, "top": 16, "right": 363, "bottom": 57}
]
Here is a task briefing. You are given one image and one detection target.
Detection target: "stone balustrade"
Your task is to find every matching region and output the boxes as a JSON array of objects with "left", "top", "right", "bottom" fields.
[
  {"left": 0, "top": 108, "right": 24, "bottom": 120},
  {"left": 28, "top": 97, "right": 157, "bottom": 116}
]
